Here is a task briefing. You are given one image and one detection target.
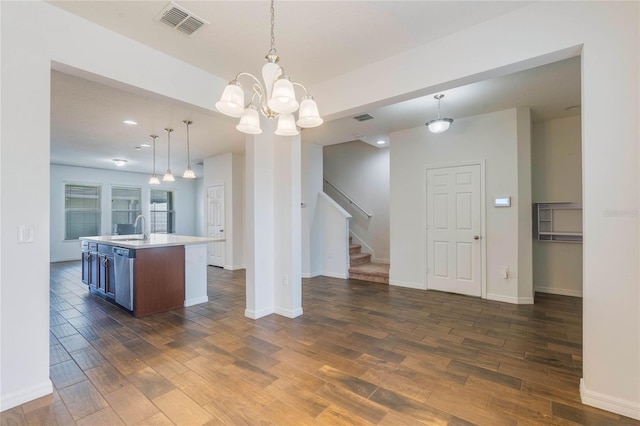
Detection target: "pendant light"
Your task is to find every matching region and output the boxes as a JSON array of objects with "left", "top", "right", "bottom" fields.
[
  {"left": 426, "top": 94, "right": 454, "bottom": 134},
  {"left": 163, "top": 128, "right": 175, "bottom": 182},
  {"left": 148, "top": 135, "right": 160, "bottom": 185},
  {"left": 182, "top": 120, "right": 196, "bottom": 179},
  {"left": 216, "top": 0, "right": 323, "bottom": 135}
]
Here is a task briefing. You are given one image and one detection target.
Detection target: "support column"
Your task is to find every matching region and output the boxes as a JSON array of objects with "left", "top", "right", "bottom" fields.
[{"left": 245, "top": 119, "right": 303, "bottom": 319}]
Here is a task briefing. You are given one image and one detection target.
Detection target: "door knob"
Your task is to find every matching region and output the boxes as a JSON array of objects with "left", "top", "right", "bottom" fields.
[{"left": 474, "top": 235, "right": 480, "bottom": 240}]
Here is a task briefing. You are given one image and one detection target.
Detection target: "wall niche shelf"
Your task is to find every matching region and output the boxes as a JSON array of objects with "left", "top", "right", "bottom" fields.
[{"left": 535, "top": 202, "right": 583, "bottom": 243}]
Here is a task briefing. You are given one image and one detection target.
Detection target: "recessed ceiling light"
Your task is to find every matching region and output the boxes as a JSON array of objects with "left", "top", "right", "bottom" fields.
[
  {"left": 376, "top": 140, "right": 386, "bottom": 145},
  {"left": 140, "top": 143, "right": 151, "bottom": 148},
  {"left": 113, "top": 159, "right": 128, "bottom": 167},
  {"left": 123, "top": 120, "right": 138, "bottom": 125}
]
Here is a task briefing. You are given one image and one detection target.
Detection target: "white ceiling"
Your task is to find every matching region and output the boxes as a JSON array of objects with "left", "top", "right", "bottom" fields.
[{"left": 48, "top": 1, "right": 581, "bottom": 174}]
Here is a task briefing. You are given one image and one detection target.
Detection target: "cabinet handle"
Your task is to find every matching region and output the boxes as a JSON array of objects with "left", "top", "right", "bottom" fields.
[{"left": 86, "top": 254, "right": 92, "bottom": 261}]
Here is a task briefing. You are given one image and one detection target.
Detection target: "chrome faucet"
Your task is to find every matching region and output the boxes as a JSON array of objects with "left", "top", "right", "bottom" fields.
[{"left": 133, "top": 215, "right": 148, "bottom": 240}]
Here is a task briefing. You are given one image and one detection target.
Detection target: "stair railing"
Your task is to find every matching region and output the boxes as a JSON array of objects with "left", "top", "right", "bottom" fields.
[{"left": 323, "top": 177, "right": 373, "bottom": 218}]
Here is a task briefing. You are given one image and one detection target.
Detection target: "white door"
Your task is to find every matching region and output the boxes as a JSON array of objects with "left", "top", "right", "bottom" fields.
[
  {"left": 427, "top": 164, "right": 482, "bottom": 297},
  {"left": 207, "top": 185, "right": 225, "bottom": 267}
]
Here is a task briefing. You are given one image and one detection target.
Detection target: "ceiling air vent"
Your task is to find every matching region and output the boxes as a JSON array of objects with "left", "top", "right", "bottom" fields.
[
  {"left": 353, "top": 113, "right": 374, "bottom": 122},
  {"left": 155, "top": 2, "right": 209, "bottom": 37}
]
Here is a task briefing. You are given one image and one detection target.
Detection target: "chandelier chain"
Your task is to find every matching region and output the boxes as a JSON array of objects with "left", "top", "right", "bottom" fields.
[{"left": 270, "top": 0, "right": 276, "bottom": 55}]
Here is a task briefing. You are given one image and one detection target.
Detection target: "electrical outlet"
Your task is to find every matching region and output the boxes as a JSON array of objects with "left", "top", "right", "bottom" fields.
[{"left": 501, "top": 266, "right": 509, "bottom": 279}]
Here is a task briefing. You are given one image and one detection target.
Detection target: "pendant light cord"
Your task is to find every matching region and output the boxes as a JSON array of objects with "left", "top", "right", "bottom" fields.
[
  {"left": 186, "top": 122, "right": 191, "bottom": 167},
  {"left": 152, "top": 136, "right": 157, "bottom": 173}
]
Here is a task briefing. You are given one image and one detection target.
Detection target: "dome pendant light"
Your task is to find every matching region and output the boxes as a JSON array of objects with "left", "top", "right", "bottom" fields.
[
  {"left": 149, "top": 135, "right": 160, "bottom": 185},
  {"left": 182, "top": 120, "right": 196, "bottom": 179},
  {"left": 163, "top": 128, "right": 175, "bottom": 182},
  {"left": 426, "top": 94, "right": 454, "bottom": 134},
  {"left": 215, "top": 0, "right": 323, "bottom": 135}
]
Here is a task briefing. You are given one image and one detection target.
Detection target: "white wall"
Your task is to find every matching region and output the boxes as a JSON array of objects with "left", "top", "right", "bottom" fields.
[
  {"left": 312, "top": 2, "right": 639, "bottom": 417},
  {"left": 203, "top": 153, "right": 245, "bottom": 270},
  {"left": 532, "top": 116, "right": 583, "bottom": 296},
  {"left": 390, "top": 108, "right": 531, "bottom": 303},
  {"left": 301, "top": 142, "right": 324, "bottom": 277},
  {"left": 195, "top": 177, "right": 206, "bottom": 238},
  {"left": 316, "top": 192, "right": 352, "bottom": 279},
  {"left": 324, "top": 141, "right": 390, "bottom": 263},
  {"left": 50, "top": 164, "right": 198, "bottom": 262}
]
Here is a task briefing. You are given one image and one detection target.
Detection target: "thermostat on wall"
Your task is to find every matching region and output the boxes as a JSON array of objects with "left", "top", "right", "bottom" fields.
[{"left": 494, "top": 196, "right": 511, "bottom": 207}]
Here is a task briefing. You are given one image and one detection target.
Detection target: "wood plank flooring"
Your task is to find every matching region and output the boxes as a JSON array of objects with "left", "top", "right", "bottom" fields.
[{"left": 2, "top": 261, "right": 638, "bottom": 425}]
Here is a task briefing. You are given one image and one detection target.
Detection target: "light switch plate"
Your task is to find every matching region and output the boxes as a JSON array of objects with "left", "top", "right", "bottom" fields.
[{"left": 18, "top": 225, "right": 35, "bottom": 243}]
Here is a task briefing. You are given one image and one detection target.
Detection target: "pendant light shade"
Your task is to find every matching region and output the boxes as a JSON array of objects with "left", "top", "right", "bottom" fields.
[
  {"left": 163, "top": 128, "right": 175, "bottom": 182},
  {"left": 182, "top": 120, "right": 196, "bottom": 179},
  {"left": 426, "top": 94, "right": 454, "bottom": 133},
  {"left": 427, "top": 118, "right": 453, "bottom": 133},
  {"left": 149, "top": 135, "right": 160, "bottom": 185},
  {"left": 268, "top": 76, "right": 298, "bottom": 114},
  {"left": 236, "top": 105, "right": 262, "bottom": 134},
  {"left": 215, "top": 81, "right": 245, "bottom": 117},
  {"left": 275, "top": 113, "right": 299, "bottom": 136},
  {"left": 296, "top": 95, "right": 323, "bottom": 128}
]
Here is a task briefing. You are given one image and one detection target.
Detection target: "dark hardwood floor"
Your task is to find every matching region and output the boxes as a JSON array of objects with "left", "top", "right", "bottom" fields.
[{"left": 1, "top": 261, "right": 638, "bottom": 425}]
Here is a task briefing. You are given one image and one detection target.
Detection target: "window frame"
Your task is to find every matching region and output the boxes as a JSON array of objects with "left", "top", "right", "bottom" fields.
[
  {"left": 111, "top": 186, "right": 142, "bottom": 235},
  {"left": 64, "top": 183, "right": 102, "bottom": 241},
  {"left": 150, "top": 189, "right": 175, "bottom": 234}
]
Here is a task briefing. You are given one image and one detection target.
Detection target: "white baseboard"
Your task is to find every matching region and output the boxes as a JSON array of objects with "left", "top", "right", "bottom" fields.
[
  {"left": 581, "top": 379, "right": 640, "bottom": 420},
  {"left": 224, "top": 264, "right": 245, "bottom": 271},
  {"left": 51, "top": 257, "right": 80, "bottom": 263},
  {"left": 184, "top": 296, "right": 209, "bottom": 307},
  {"left": 389, "top": 279, "right": 426, "bottom": 290},
  {"left": 486, "top": 293, "right": 534, "bottom": 304},
  {"left": 322, "top": 271, "right": 349, "bottom": 279},
  {"left": 244, "top": 307, "right": 274, "bottom": 319},
  {"left": 1, "top": 380, "right": 53, "bottom": 412},
  {"left": 274, "top": 307, "right": 303, "bottom": 318},
  {"left": 302, "top": 271, "right": 322, "bottom": 278},
  {"left": 535, "top": 285, "right": 582, "bottom": 297}
]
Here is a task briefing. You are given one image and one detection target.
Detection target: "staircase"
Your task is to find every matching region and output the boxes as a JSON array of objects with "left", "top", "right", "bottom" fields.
[{"left": 348, "top": 237, "right": 390, "bottom": 284}]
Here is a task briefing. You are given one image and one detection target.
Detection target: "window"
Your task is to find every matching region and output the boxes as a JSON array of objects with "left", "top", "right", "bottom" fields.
[
  {"left": 111, "top": 187, "right": 142, "bottom": 235},
  {"left": 150, "top": 190, "right": 175, "bottom": 233},
  {"left": 65, "top": 184, "right": 101, "bottom": 240}
]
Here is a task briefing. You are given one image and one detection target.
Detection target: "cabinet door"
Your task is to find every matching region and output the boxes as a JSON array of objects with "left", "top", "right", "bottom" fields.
[
  {"left": 104, "top": 256, "right": 116, "bottom": 298},
  {"left": 89, "top": 252, "right": 99, "bottom": 289},
  {"left": 98, "top": 254, "right": 109, "bottom": 293},
  {"left": 82, "top": 252, "right": 90, "bottom": 284}
]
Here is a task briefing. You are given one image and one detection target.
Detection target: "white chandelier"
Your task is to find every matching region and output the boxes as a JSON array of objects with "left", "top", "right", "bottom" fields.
[{"left": 215, "top": 0, "right": 323, "bottom": 136}]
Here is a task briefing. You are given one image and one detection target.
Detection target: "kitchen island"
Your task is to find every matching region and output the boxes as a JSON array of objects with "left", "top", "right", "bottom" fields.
[{"left": 80, "top": 234, "right": 219, "bottom": 317}]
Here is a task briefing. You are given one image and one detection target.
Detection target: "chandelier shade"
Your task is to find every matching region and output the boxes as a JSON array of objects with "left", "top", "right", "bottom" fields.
[
  {"left": 215, "top": 0, "right": 322, "bottom": 136},
  {"left": 297, "top": 95, "right": 323, "bottom": 128},
  {"left": 275, "top": 113, "right": 299, "bottom": 136},
  {"left": 215, "top": 82, "right": 245, "bottom": 117},
  {"left": 236, "top": 105, "right": 262, "bottom": 135}
]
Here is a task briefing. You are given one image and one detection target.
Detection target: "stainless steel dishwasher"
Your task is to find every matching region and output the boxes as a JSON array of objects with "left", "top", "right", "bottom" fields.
[{"left": 113, "top": 247, "right": 135, "bottom": 311}]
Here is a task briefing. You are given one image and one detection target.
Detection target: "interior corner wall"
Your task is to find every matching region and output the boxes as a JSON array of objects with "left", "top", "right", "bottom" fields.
[
  {"left": 50, "top": 164, "right": 198, "bottom": 262},
  {"left": 390, "top": 108, "right": 530, "bottom": 303},
  {"left": 323, "top": 141, "right": 390, "bottom": 263},
  {"left": 203, "top": 152, "right": 244, "bottom": 270},
  {"left": 531, "top": 116, "right": 583, "bottom": 296},
  {"left": 195, "top": 177, "right": 206, "bottom": 238},
  {"left": 301, "top": 142, "right": 323, "bottom": 277}
]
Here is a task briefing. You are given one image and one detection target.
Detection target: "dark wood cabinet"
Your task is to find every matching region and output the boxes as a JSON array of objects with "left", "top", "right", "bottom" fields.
[{"left": 82, "top": 241, "right": 99, "bottom": 288}]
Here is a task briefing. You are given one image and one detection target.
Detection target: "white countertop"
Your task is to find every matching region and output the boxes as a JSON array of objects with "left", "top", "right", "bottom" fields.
[{"left": 80, "top": 234, "right": 223, "bottom": 249}]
